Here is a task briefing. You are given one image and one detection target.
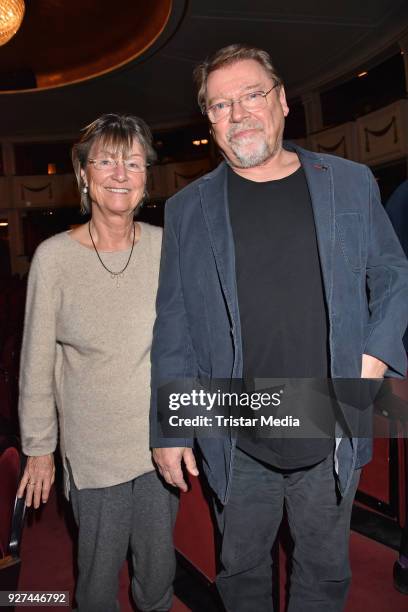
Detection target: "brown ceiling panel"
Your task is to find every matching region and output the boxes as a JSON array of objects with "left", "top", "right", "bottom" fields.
[
  {"left": 0, "top": 0, "right": 173, "bottom": 91},
  {"left": 0, "top": 0, "right": 407, "bottom": 137}
]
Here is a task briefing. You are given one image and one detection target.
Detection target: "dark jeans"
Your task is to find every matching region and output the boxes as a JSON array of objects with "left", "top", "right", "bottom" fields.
[{"left": 215, "top": 447, "right": 360, "bottom": 612}]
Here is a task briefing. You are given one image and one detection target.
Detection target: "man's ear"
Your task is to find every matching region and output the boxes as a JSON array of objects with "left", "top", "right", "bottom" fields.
[{"left": 279, "top": 85, "right": 290, "bottom": 118}]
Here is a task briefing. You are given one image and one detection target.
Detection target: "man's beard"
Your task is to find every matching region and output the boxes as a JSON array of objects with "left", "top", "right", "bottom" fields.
[{"left": 226, "top": 122, "right": 282, "bottom": 168}]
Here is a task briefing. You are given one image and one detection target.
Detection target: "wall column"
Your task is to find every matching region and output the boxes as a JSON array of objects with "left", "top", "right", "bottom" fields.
[
  {"left": 2, "top": 141, "right": 16, "bottom": 175},
  {"left": 7, "top": 208, "right": 28, "bottom": 276},
  {"left": 399, "top": 34, "right": 408, "bottom": 94},
  {"left": 301, "top": 91, "right": 323, "bottom": 135},
  {"left": 1, "top": 142, "right": 28, "bottom": 275}
]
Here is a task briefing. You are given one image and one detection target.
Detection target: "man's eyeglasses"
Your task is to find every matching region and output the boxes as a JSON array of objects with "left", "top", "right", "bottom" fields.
[
  {"left": 88, "top": 158, "right": 147, "bottom": 173},
  {"left": 205, "top": 82, "right": 280, "bottom": 124}
]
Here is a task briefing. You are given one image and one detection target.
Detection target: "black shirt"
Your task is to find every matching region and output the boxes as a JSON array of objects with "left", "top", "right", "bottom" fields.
[{"left": 228, "top": 165, "right": 333, "bottom": 469}]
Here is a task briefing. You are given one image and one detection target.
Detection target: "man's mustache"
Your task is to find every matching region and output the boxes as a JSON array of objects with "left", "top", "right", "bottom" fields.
[{"left": 227, "top": 122, "right": 263, "bottom": 141}]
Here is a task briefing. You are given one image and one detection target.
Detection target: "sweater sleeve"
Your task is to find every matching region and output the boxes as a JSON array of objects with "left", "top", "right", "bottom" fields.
[{"left": 18, "top": 247, "right": 58, "bottom": 456}]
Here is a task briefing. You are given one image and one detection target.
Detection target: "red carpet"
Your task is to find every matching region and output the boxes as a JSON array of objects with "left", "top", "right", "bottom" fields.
[
  {"left": 279, "top": 530, "right": 407, "bottom": 611},
  {"left": 347, "top": 531, "right": 407, "bottom": 611},
  {"left": 15, "top": 487, "right": 408, "bottom": 611}
]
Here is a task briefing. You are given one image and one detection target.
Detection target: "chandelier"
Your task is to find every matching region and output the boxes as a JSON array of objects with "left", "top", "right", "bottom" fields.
[{"left": 0, "top": 0, "right": 25, "bottom": 47}]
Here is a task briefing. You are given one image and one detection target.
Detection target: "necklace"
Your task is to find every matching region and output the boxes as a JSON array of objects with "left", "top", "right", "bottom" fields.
[{"left": 88, "top": 221, "right": 136, "bottom": 287}]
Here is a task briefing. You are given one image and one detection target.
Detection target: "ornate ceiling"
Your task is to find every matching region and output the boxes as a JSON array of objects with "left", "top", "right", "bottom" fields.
[
  {"left": 0, "top": 0, "right": 172, "bottom": 89},
  {"left": 1, "top": 0, "right": 408, "bottom": 138}
]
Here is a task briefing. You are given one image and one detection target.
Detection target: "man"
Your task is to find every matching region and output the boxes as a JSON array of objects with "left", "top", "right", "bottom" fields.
[
  {"left": 150, "top": 44, "right": 408, "bottom": 611},
  {"left": 386, "top": 180, "right": 408, "bottom": 595}
]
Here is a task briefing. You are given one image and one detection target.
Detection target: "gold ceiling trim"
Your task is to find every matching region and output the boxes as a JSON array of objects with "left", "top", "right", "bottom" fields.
[{"left": 0, "top": 1, "right": 173, "bottom": 95}]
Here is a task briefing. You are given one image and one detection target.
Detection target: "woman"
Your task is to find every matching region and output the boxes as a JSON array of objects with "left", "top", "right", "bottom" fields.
[{"left": 17, "top": 114, "right": 178, "bottom": 612}]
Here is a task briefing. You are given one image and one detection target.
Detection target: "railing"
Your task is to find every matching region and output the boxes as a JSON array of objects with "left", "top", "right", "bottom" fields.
[
  {"left": 356, "top": 100, "right": 408, "bottom": 165},
  {"left": 10, "top": 174, "right": 78, "bottom": 209},
  {"left": 0, "top": 158, "right": 213, "bottom": 210},
  {"left": 309, "top": 122, "right": 358, "bottom": 161},
  {"left": 309, "top": 99, "right": 408, "bottom": 166},
  {"left": 2, "top": 100, "right": 408, "bottom": 212}
]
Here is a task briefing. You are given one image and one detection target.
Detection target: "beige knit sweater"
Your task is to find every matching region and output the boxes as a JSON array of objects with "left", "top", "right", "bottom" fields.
[{"left": 18, "top": 222, "right": 162, "bottom": 494}]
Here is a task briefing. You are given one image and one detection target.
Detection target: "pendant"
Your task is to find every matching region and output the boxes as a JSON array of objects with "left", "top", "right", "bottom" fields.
[{"left": 111, "top": 272, "right": 124, "bottom": 287}]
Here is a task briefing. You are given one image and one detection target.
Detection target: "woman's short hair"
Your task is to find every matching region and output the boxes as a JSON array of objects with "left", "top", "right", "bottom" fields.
[
  {"left": 193, "top": 43, "right": 283, "bottom": 112},
  {"left": 72, "top": 113, "right": 157, "bottom": 214}
]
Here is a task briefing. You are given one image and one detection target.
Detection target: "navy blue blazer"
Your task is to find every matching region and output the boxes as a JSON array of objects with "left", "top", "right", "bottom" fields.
[{"left": 151, "top": 143, "right": 408, "bottom": 504}]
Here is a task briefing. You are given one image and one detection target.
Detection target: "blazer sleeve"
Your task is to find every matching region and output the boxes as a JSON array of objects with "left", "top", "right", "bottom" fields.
[
  {"left": 18, "top": 248, "right": 58, "bottom": 456},
  {"left": 385, "top": 180, "right": 408, "bottom": 257},
  {"left": 363, "top": 167, "right": 408, "bottom": 377},
  {"left": 150, "top": 198, "right": 196, "bottom": 448}
]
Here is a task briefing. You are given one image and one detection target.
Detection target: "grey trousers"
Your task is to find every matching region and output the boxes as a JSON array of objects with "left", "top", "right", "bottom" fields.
[
  {"left": 69, "top": 467, "right": 179, "bottom": 612},
  {"left": 215, "top": 447, "right": 360, "bottom": 612}
]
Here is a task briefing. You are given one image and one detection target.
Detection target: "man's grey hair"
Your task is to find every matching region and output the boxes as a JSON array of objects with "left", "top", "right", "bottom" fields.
[
  {"left": 193, "top": 43, "right": 283, "bottom": 112},
  {"left": 72, "top": 113, "right": 157, "bottom": 214}
]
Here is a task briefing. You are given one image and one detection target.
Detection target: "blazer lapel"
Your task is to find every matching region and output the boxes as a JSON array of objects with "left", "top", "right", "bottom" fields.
[
  {"left": 295, "top": 146, "right": 335, "bottom": 312},
  {"left": 198, "top": 163, "right": 241, "bottom": 331}
]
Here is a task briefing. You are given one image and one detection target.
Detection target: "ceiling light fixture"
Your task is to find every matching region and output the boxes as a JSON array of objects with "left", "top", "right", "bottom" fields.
[
  {"left": 0, "top": 0, "right": 25, "bottom": 47},
  {"left": 357, "top": 71, "right": 368, "bottom": 78}
]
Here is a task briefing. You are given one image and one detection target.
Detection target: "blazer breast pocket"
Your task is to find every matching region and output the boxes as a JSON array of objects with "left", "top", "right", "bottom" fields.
[{"left": 335, "top": 212, "right": 363, "bottom": 272}]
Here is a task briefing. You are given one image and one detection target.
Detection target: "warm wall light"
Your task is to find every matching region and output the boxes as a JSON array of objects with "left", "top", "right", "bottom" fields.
[
  {"left": 201, "top": 139, "right": 209, "bottom": 144},
  {"left": 192, "top": 140, "right": 201, "bottom": 146},
  {"left": 357, "top": 71, "right": 368, "bottom": 78},
  {"left": 0, "top": 0, "right": 25, "bottom": 46},
  {"left": 0, "top": 221, "right": 9, "bottom": 227},
  {"left": 48, "top": 163, "right": 57, "bottom": 175}
]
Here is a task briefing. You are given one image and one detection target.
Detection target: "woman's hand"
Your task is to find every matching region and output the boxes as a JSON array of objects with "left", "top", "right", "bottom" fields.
[{"left": 17, "top": 454, "right": 55, "bottom": 509}]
